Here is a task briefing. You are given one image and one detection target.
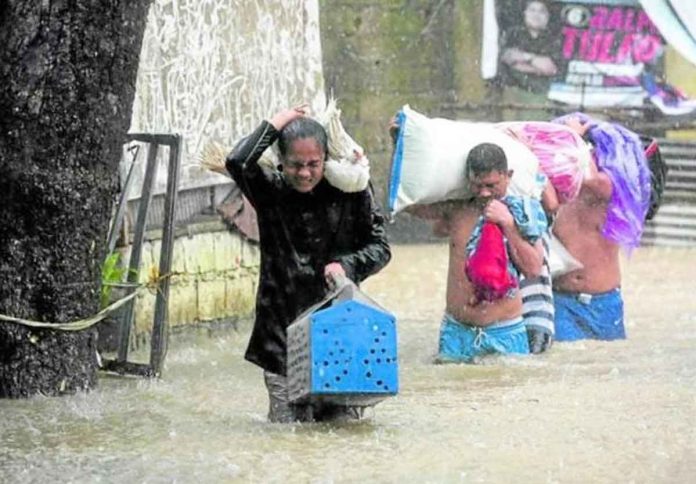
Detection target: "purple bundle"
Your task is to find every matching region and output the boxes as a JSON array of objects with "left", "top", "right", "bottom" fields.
[{"left": 553, "top": 113, "right": 652, "bottom": 252}]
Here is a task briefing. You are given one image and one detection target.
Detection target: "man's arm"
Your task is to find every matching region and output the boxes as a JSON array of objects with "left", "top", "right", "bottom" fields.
[
  {"left": 541, "top": 179, "right": 559, "bottom": 217},
  {"left": 500, "top": 47, "right": 532, "bottom": 65},
  {"left": 527, "top": 325, "right": 554, "bottom": 354},
  {"left": 561, "top": 117, "right": 613, "bottom": 202},
  {"left": 582, "top": 157, "right": 612, "bottom": 201},
  {"left": 484, "top": 199, "right": 543, "bottom": 278},
  {"left": 507, "top": 235, "right": 544, "bottom": 279},
  {"left": 405, "top": 201, "right": 458, "bottom": 237},
  {"left": 405, "top": 201, "right": 453, "bottom": 220},
  {"left": 501, "top": 48, "right": 557, "bottom": 76}
]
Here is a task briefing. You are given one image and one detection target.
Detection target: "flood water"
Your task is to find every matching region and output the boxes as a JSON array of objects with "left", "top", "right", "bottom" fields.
[{"left": 2, "top": 244, "right": 695, "bottom": 483}]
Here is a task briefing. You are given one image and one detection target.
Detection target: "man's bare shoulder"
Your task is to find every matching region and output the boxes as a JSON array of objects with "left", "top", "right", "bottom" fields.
[
  {"left": 447, "top": 199, "right": 478, "bottom": 217},
  {"left": 407, "top": 199, "right": 475, "bottom": 220},
  {"left": 570, "top": 189, "right": 610, "bottom": 212},
  {"left": 448, "top": 202, "right": 480, "bottom": 238}
]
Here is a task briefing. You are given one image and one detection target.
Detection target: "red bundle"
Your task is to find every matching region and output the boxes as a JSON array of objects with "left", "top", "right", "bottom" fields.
[{"left": 465, "top": 221, "right": 517, "bottom": 302}]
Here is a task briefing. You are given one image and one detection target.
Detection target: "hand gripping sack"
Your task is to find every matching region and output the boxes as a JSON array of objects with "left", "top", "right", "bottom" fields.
[{"left": 388, "top": 105, "right": 541, "bottom": 215}]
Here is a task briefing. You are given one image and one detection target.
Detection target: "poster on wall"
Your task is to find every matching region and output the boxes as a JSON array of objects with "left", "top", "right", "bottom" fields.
[{"left": 484, "top": 0, "right": 666, "bottom": 108}]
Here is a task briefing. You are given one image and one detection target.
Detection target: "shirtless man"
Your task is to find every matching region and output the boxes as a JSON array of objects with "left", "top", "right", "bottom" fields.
[
  {"left": 409, "top": 143, "right": 546, "bottom": 362},
  {"left": 552, "top": 151, "right": 625, "bottom": 341}
]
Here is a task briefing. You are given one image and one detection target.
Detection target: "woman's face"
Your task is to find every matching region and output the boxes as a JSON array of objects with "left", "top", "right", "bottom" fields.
[
  {"left": 524, "top": 1, "right": 550, "bottom": 31},
  {"left": 281, "top": 138, "right": 325, "bottom": 193}
]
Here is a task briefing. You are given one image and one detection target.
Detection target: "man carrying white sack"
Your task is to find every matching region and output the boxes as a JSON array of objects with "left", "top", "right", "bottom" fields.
[
  {"left": 550, "top": 114, "right": 653, "bottom": 342},
  {"left": 402, "top": 141, "right": 547, "bottom": 363},
  {"left": 226, "top": 104, "right": 391, "bottom": 422},
  {"left": 389, "top": 110, "right": 554, "bottom": 358}
]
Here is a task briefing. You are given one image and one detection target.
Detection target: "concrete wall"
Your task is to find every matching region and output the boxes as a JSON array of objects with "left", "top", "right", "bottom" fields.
[
  {"left": 320, "top": 0, "right": 488, "bottom": 202},
  {"left": 666, "top": 47, "right": 696, "bottom": 98}
]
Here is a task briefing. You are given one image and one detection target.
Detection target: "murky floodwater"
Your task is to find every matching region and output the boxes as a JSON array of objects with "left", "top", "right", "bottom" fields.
[{"left": 2, "top": 244, "right": 695, "bottom": 483}]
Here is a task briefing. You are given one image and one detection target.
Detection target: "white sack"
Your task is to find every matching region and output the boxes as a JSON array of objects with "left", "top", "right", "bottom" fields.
[
  {"left": 548, "top": 232, "right": 584, "bottom": 277},
  {"left": 387, "top": 105, "right": 541, "bottom": 215}
]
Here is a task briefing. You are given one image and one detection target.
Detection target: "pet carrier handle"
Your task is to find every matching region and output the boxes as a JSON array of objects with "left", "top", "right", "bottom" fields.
[{"left": 328, "top": 272, "right": 349, "bottom": 290}]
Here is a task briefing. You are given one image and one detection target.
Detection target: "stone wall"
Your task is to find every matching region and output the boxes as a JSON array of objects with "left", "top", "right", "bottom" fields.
[{"left": 117, "top": 222, "right": 258, "bottom": 338}]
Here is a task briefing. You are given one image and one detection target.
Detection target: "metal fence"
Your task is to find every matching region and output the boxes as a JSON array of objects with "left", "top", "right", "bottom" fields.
[
  {"left": 642, "top": 139, "right": 696, "bottom": 247},
  {"left": 126, "top": 183, "right": 235, "bottom": 234}
]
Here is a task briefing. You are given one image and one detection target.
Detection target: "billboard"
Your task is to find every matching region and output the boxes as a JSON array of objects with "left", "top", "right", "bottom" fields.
[{"left": 485, "top": 0, "right": 666, "bottom": 107}]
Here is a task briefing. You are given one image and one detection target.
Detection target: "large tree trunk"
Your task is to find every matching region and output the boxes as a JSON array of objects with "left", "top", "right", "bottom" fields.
[{"left": 0, "top": 1, "right": 152, "bottom": 397}]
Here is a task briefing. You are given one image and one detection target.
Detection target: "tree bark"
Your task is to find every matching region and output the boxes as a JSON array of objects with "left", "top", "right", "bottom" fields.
[{"left": 0, "top": 1, "right": 152, "bottom": 397}]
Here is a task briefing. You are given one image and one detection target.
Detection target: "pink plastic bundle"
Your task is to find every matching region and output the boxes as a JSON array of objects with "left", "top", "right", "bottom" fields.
[{"left": 497, "top": 122, "right": 591, "bottom": 203}]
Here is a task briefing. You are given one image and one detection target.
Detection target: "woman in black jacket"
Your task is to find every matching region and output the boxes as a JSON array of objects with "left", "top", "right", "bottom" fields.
[{"left": 225, "top": 105, "right": 391, "bottom": 422}]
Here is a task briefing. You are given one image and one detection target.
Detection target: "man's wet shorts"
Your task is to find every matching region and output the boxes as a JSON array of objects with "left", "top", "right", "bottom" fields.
[
  {"left": 553, "top": 288, "right": 625, "bottom": 341},
  {"left": 437, "top": 313, "right": 530, "bottom": 363}
]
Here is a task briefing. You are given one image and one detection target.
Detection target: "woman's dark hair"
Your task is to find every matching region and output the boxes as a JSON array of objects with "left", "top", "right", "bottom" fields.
[
  {"left": 277, "top": 117, "right": 328, "bottom": 160},
  {"left": 466, "top": 143, "right": 508, "bottom": 178}
]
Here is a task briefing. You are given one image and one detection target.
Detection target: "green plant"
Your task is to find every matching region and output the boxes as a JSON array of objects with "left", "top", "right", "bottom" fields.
[{"left": 100, "top": 252, "right": 127, "bottom": 308}]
